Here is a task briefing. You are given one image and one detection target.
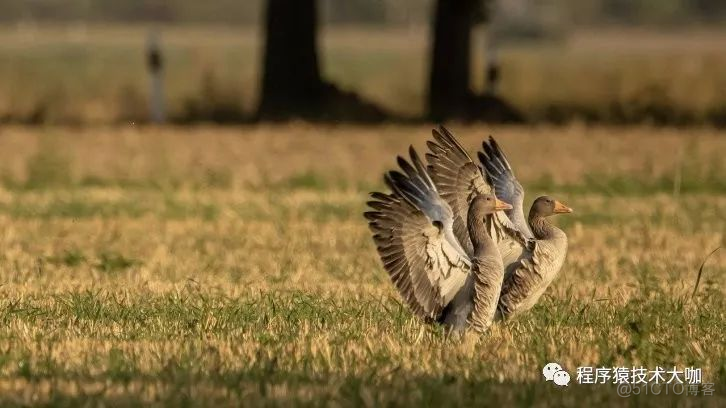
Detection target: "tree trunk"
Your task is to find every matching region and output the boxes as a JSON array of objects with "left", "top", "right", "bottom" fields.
[
  {"left": 428, "top": 0, "right": 478, "bottom": 121},
  {"left": 257, "top": 0, "right": 323, "bottom": 119}
]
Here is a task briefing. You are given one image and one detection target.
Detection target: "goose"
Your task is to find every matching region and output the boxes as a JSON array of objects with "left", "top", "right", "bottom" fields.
[
  {"left": 365, "top": 146, "right": 513, "bottom": 333},
  {"left": 425, "top": 126, "right": 573, "bottom": 320}
]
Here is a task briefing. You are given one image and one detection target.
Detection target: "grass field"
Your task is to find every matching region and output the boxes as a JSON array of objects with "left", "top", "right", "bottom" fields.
[
  {"left": 1, "top": 25, "right": 726, "bottom": 124},
  {"left": 0, "top": 124, "right": 723, "bottom": 406}
]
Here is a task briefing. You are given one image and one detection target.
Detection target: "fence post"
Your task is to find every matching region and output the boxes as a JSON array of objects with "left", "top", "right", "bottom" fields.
[{"left": 147, "top": 29, "right": 166, "bottom": 124}]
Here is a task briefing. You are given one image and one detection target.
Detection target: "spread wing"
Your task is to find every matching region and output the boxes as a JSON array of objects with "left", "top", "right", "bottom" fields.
[
  {"left": 425, "top": 126, "right": 491, "bottom": 256},
  {"left": 478, "top": 136, "right": 533, "bottom": 239},
  {"left": 365, "top": 146, "right": 472, "bottom": 321},
  {"left": 425, "top": 126, "right": 533, "bottom": 265}
]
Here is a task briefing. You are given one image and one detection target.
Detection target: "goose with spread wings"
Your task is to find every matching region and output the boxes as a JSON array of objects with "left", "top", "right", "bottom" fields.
[
  {"left": 365, "top": 146, "right": 513, "bottom": 333},
  {"left": 425, "top": 126, "right": 573, "bottom": 319}
]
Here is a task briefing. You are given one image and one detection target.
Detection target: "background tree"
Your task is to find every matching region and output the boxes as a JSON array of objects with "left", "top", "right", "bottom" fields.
[
  {"left": 256, "top": 0, "right": 386, "bottom": 122},
  {"left": 428, "top": 0, "right": 479, "bottom": 121},
  {"left": 257, "top": 0, "right": 322, "bottom": 120},
  {"left": 428, "top": 0, "right": 521, "bottom": 122}
]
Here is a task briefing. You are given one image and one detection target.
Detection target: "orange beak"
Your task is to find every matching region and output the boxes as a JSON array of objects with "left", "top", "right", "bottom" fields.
[
  {"left": 495, "top": 198, "right": 513, "bottom": 211},
  {"left": 553, "top": 200, "right": 573, "bottom": 214}
]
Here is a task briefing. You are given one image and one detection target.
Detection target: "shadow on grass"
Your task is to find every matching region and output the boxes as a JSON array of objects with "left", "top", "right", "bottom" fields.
[{"left": 1, "top": 373, "right": 717, "bottom": 407}]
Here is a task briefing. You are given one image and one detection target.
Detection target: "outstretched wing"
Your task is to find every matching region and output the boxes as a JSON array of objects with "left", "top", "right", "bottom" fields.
[
  {"left": 478, "top": 137, "right": 533, "bottom": 239},
  {"left": 365, "top": 146, "right": 472, "bottom": 321},
  {"left": 425, "top": 126, "right": 533, "bottom": 264},
  {"left": 425, "top": 126, "right": 492, "bottom": 256}
]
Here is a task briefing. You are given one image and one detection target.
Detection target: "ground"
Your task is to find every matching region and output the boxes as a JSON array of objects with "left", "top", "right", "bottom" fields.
[{"left": 0, "top": 124, "right": 723, "bottom": 406}]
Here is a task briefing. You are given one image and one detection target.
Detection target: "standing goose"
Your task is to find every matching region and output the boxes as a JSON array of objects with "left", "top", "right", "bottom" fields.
[
  {"left": 425, "top": 126, "right": 573, "bottom": 320},
  {"left": 365, "top": 146, "right": 513, "bottom": 333}
]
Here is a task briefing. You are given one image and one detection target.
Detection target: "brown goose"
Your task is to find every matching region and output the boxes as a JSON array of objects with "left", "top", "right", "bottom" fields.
[
  {"left": 365, "top": 146, "right": 513, "bottom": 332},
  {"left": 425, "top": 126, "right": 573, "bottom": 320}
]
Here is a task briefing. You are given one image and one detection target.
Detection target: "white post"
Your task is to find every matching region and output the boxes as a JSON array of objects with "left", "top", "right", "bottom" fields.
[{"left": 147, "top": 29, "right": 166, "bottom": 124}]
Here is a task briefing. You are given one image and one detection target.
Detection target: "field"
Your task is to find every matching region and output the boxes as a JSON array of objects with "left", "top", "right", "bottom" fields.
[
  {"left": 1, "top": 26, "right": 726, "bottom": 124},
  {"left": 0, "top": 124, "right": 723, "bottom": 406}
]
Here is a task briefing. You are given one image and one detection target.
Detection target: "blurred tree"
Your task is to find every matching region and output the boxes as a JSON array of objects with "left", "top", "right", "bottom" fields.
[
  {"left": 429, "top": 0, "right": 479, "bottom": 120},
  {"left": 256, "top": 0, "right": 386, "bottom": 121},
  {"left": 428, "top": 0, "right": 521, "bottom": 122},
  {"left": 691, "top": 0, "right": 726, "bottom": 22},
  {"left": 257, "top": 0, "right": 321, "bottom": 119}
]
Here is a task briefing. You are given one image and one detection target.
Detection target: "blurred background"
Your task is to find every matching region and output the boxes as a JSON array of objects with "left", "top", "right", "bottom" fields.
[{"left": 1, "top": 0, "right": 725, "bottom": 126}]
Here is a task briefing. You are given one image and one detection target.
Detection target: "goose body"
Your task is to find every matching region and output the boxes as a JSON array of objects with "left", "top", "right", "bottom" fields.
[
  {"left": 438, "top": 195, "right": 508, "bottom": 331},
  {"left": 497, "top": 217, "right": 568, "bottom": 317},
  {"left": 365, "top": 148, "right": 511, "bottom": 333},
  {"left": 366, "top": 126, "right": 572, "bottom": 332},
  {"left": 426, "top": 127, "right": 573, "bottom": 320}
]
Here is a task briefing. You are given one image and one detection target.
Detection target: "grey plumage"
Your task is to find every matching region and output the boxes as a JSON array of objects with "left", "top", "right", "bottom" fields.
[
  {"left": 478, "top": 137, "right": 533, "bottom": 240},
  {"left": 366, "top": 145, "right": 506, "bottom": 332},
  {"left": 426, "top": 126, "right": 571, "bottom": 320},
  {"left": 366, "top": 126, "right": 571, "bottom": 333},
  {"left": 477, "top": 141, "right": 571, "bottom": 320}
]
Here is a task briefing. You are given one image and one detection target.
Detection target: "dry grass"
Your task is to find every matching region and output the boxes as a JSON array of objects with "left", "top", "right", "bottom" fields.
[
  {"left": 0, "top": 124, "right": 724, "bottom": 406},
  {"left": 0, "top": 123, "right": 725, "bottom": 187}
]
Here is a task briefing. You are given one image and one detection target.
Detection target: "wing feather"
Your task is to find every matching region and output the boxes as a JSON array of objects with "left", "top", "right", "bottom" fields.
[
  {"left": 479, "top": 136, "right": 533, "bottom": 239},
  {"left": 425, "top": 126, "right": 491, "bottom": 256},
  {"left": 426, "top": 126, "right": 533, "bottom": 257},
  {"left": 366, "top": 147, "right": 472, "bottom": 320}
]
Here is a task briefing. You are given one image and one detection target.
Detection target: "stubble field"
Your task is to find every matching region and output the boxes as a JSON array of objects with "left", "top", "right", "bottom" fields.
[{"left": 0, "top": 124, "right": 724, "bottom": 406}]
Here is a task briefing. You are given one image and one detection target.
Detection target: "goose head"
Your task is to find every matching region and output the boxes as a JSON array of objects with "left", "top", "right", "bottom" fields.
[
  {"left": 530, "top": 196, "right": 573, "bottom": 218},
  {"left": 467, "top": 193, "right": 512, "bottom": 253},
  {"left": 469, "top": 193, "right": 513, "bottom": 221}
]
